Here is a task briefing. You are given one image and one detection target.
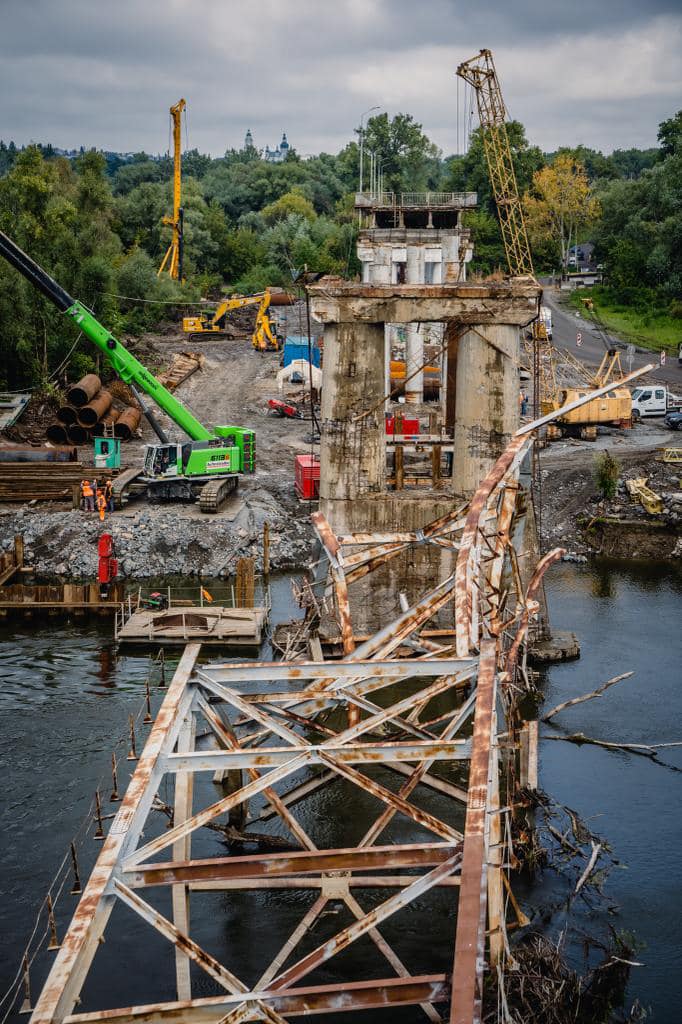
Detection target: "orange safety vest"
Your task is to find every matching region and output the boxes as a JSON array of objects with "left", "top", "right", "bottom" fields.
[
  {"left": 96, "top": 493, "right": 106, "bottom": 509},
  {"left": 82, "top": 481, "right": 93, "bottom": 497}
]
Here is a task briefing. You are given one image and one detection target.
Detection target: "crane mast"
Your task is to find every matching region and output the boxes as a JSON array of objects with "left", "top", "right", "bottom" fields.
[
  {"left": 456, "top": 49, "right": 534, "bottom": 278},
  {"left": 158, "top": 98, "right": 186, "bottom": 281}
]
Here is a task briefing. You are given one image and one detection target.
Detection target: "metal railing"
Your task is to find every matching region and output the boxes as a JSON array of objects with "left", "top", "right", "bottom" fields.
[
  {"left": 114, "top": 578, "right": 272, "bottom": 639},
  {"left": 355, "top": 191, "right": 477, "bottom": 208}
]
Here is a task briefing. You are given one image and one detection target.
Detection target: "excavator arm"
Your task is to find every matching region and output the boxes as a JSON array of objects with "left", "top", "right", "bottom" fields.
[
  {"left": 0, "top": 229, "right": 212, "bottom": 441},
  {"left": 252, "top": 291, "right": 280, "bottom": 351},
  {"left": 209, "top": 290, "right": 269, "bottom": 330},
  {"left": 182, "top": 290, "right": 279, "bottom": 346}
]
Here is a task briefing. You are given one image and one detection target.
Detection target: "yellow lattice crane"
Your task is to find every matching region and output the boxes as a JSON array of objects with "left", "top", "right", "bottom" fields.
[
  {"left": 456, "top": 49, "right": 534, "bottom": 279},
  {"left": 158, "top": 98, "right": 186, "bottom": 280}
]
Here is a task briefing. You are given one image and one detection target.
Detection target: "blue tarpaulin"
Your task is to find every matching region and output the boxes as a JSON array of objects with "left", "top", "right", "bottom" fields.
[{"left": 282, "top": 337, "right": 321, "bottom": 369}]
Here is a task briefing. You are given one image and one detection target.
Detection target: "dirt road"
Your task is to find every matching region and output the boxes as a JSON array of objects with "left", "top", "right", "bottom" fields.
[{"left": 541, "top": 286, "right": 681, "bottom": 387}]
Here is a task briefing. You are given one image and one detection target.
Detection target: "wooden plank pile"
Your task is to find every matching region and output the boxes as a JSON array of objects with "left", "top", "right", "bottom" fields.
[
  {"left": 0, "top": 461, "right": 109, "bottom": 505},
  {"left": 157, "top": 351, "right": 204, "bottom": 390}
]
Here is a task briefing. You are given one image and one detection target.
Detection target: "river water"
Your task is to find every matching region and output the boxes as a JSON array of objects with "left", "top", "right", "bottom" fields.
[{"left": 0, "top": 563, "right": 679, "bottom": 1022}]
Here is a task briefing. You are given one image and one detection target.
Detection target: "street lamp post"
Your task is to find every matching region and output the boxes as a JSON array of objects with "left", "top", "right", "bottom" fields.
[{"left": 358, "top": 105, "right": 380, "bottom": 194}]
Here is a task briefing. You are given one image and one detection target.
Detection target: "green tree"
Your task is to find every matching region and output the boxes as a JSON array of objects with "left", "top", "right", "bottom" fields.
[
  {"left": 261, "top": 188, "right": 316, "bottom": 225},
  {"left": 443, "top": 121, "right": 545, "bottom": 217},
  {"left": 361, "top": 112, "right": 441, "bottom": 193},
  {"left": 593, "top": 451, "right": 620, "bottom": 499},
  {"left": 524, "top": 155, "right": 600, "bottom": 273},
  {"left": 657, "top": 110, "right": 682, "bottom": 157}
]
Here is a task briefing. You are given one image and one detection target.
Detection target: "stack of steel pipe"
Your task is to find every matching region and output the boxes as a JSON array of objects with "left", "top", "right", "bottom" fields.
[
  {"left": 67, "top": 374, "right": 102, "bottom": 408},
  {"left": 77, "top": 389, "right": 112, "bottom": 428},
  {"left": 92, "top": 407, "right": 120, "bottom": 437},
  {"left": 113, "top": 406, "right": 141, "bottom": 440},
  {"left": 46, "top": 375, "right": 136, "bottom": 446}
]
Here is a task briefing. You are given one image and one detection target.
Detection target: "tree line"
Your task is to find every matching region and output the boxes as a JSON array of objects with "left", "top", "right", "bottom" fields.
[{"left": 0, "top": 108, "right": 678, "bottom": 389}]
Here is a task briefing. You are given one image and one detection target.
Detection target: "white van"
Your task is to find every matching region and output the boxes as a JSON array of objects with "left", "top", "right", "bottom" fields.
[{"left": 631, "top": 386, "right": 682, "bottom": 419}]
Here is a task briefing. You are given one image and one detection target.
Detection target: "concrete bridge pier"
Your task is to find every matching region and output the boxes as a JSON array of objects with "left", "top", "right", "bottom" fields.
[
  {"left": 318, "top": 321, "right": 386, "bottom": 509},
  {"left": 454, "top": 324, "right": 520, "bottom": 494},
  {"left": 309, "top": 280, "right": 540, "bottom": 628}
]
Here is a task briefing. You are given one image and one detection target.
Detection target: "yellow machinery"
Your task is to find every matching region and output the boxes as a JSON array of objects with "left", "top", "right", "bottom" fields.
[
  {"left": 547, "top": 350, "right": 632, "bottom": 440},
  {"left": 183, "top": 291, "right": 281, "bottom": 351},
  {"left": 158, "top": 98, "right": 186, "bottom": 280},
  {"left": 625, "top": 478, "right": 663, "bottom": 515},
  {"left": 456, "top": 49, "right": 534, "bottom": 279},
  {"left": 456, "top": 50, "right": 635, "bottom": 443}
]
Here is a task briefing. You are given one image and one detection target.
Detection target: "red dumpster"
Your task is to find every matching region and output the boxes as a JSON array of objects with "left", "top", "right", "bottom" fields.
[
  {"left": 295, "top": 454, "right": 320, "bottom": 500},
  {"left": 385, "top": 415, "right": 419, "bottom": 436}
]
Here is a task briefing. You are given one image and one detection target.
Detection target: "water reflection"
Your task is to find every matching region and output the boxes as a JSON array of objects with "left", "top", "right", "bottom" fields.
[{"left": 542, "top": 559, "right": 682, "bottom": 1023}]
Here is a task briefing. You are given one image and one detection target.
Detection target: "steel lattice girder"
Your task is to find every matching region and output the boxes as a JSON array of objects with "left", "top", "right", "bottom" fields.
[{"left": 30, "top": 417, "right": 589, "bottom": 1024}]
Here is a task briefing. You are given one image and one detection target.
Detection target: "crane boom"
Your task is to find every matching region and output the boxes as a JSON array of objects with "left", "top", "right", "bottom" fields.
[
  {"left": 456, "top": 49, "right": 534, "bottom": 278},
  {"left": 0, "top": 229, "right": 212, "bottom": 441},
  {"left": 158, "top": 98, "right": 186, "bottom": 280}
]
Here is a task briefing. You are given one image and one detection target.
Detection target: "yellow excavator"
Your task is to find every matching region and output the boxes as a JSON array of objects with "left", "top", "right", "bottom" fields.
[{"left": 182, "top": 290, "right": 282, "bottom": 351}]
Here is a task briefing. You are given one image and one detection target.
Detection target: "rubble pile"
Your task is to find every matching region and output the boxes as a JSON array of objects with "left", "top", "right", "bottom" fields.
[{"left": 0, "top": 474, "right": 313, "bottom": 580}]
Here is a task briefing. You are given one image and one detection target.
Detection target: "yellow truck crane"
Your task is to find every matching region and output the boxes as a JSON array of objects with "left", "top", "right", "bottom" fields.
[
  {"left": 458, "top": 49, "right": 633, "bottom": 439},
  {"left": 183, "top": 290, "right": 282, "bottom": 351}
]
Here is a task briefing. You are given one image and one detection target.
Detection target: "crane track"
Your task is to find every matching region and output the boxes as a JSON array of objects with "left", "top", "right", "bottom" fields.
[
  {"left": 199, "top": 475, "right": 238, "bottom": 513},
  {"left": 187, "top": 331, "right": 240, "bottom": 343}
]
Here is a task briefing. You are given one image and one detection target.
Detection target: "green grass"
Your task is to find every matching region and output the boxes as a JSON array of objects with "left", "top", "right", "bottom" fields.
[{"left": 567, "top": 288, "right": 681, "bottom": 354}]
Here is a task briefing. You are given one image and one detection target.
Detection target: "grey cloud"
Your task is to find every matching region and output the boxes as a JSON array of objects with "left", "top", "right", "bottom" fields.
[{"left": 0, "top": 0, "right": 679, "bottom": 156}]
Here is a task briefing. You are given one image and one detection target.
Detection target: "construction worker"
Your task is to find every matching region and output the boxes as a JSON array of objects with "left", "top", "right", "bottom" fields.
[
  {"left": 104, "top": 478, "right": 115, "bottom": 513},
  {"left": 521, "top": 391, "right": 529, "bottom": 417},
  {"left": 81, "top": 479, "right": 94, "bottom": 512},
  {"left": 96, "top": 488, "right": 106, "bottom": 522}
]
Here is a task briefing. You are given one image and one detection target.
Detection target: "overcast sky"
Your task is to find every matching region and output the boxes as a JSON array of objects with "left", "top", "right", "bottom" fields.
[{"left": 1, "top": 0, "right": 680, "bottom": 159}]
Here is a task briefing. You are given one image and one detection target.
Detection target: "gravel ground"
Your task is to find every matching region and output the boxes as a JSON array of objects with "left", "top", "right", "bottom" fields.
[{"left": 0, "top": 310, "right": 320, "bottom": 579}]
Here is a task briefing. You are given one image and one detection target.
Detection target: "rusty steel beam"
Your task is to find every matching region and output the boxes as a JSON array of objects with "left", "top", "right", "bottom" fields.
[
  {"left": 164, "top": 739, "right": 471, "bottom": 771},
  {"left": 450, "top": 641, "right": 498, "bottom": 1024},
  {"left": 64, "top": 976, "right": 451, "bottom": 1022},
  {"left": 124, "top": 842, "right": 461, "bottom": 887},
  {"left": 30, "top": 646, "right": 202, "bottom": 1024}
]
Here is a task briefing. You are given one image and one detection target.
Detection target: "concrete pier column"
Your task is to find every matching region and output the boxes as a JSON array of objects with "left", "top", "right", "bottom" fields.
[
  {"left": 453, "top": 324, "right": 519, "bottom": 495},
  {"left": 319, "top": 322, "right": 386, "bottom": 507},
  {"left": 404, "top": 246, "right": 424, "bottom": 404},
  {"left": 404, "top": 325, "right": 423, "bottom": 404}
]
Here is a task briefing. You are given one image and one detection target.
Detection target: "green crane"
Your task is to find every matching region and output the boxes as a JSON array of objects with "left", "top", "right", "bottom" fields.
[{"left": 0, "top": 230, "right": 255, "bottom": 513}]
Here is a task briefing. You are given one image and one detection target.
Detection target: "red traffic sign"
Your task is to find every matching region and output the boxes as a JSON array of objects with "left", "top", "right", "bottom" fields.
[{"left": 576, "top": 332, "right": 582, "bottom": 347}]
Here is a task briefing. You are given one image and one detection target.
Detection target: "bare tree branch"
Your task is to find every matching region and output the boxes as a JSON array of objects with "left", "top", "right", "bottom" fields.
[{"left": 542, "top": 672, "right": 634, "bottom": 722}]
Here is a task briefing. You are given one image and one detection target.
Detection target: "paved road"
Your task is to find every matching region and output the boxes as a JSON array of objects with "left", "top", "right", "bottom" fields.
[{"left": 541, "top": 285, "right": 681, "bottom": 387}]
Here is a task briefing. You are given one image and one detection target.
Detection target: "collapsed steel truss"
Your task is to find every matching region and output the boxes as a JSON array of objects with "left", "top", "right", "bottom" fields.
[{"left": 29, "top": 427, "right": 559, "bottom": 1024}]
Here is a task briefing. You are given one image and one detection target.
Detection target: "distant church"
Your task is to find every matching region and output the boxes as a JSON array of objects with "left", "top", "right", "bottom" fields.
[{"left": 243, "top": 129, "right": 290, "bottom": 163}]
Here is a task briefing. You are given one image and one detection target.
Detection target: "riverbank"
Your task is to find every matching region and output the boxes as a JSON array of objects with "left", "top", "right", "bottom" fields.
[
  {"left": 540, "top": 441, "right": 682, "bottom": 560},
  {"left": 0, "top": 311, "right": 320, "bottom": 579}
]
